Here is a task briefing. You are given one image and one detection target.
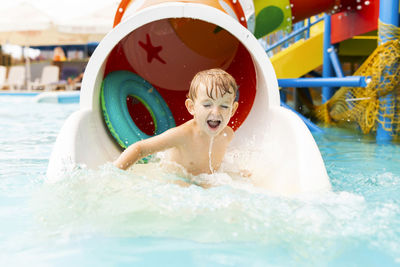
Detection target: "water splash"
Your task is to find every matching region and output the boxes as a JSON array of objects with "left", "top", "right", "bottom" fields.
[
  {"left": 27, "top": 160, "right": 399, "bottom": 259},
  {"left": 208, "top": 137, "right": 214, "bottom": 174}
]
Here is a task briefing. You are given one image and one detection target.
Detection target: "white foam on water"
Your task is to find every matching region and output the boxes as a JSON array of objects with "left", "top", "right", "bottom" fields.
[
  {"left": 25, "top": 130, "right": 400, "bottom": 263},
  {"left": 27, "top": 153, "right": 399, "bottom": 263}
]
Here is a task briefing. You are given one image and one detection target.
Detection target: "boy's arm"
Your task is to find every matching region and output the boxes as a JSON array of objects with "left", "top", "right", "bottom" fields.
[{"left": 113, "top": 126, "right": 185, "bottom": 170}]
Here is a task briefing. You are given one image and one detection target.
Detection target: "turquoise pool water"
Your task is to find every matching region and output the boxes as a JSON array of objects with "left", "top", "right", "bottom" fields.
[{"left": 0, "top": 96, "right": 399, "bottom": 266}]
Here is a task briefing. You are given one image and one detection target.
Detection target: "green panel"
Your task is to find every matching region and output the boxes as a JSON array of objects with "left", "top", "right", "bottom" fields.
[
  {"left": 253, "top": 0, "right": 292, "bottom": 38},
  {"left": 339, "top": 39, "right": 377, "bottom": 56},
  {"left": 255, "top": 6, "right": 284, "bottom": 38}
]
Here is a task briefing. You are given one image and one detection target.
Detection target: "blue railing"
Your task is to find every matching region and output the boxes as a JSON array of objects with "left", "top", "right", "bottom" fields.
[
  {"left": 265, "top": 14, "right": 368, "bottom": 90},
  {"left": 265, "top": 16, "right": 324, "bottom": 53}
]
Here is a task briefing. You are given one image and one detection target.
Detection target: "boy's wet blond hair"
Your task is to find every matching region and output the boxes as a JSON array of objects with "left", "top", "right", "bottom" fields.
[{"left": 188, "top": 68, "right": 238, "bottom": 101}]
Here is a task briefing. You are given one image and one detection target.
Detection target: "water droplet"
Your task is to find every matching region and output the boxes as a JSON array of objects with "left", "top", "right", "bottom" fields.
[
  {"left": 365, "top": 1, "right": 370, "bottom": 5},
  {"left": 119, "top": 8, "right": 123, "bottom": 13}
]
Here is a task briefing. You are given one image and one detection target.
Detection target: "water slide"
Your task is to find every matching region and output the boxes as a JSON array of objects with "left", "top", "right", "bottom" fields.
[
  {"left": 270, "top": 23, "right": 324, "bottom": 79},
  {"left": 47, "top": 0, "right": 333, "bottom": 196}
]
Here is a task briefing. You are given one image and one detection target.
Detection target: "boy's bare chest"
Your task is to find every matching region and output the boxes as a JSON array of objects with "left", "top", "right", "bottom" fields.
[{"left": 171, "top": 137, "right": 228, "bottom": 174}]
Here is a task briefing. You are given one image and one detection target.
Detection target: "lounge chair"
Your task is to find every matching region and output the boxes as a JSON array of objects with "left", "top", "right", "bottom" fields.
[
  {"left": 0, "top": 66, "right": 6, "bottom": 89},
  {"left": 30, "top": 65, "right": 60, "bottom": 91},
  {"left": 4, "top": 66, "right": 25, "bottom": 90}
]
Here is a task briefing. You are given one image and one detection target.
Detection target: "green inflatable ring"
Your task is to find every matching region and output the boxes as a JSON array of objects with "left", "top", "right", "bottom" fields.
[{"left": 101, "top": 70, "right": 175, "bottom": 149}]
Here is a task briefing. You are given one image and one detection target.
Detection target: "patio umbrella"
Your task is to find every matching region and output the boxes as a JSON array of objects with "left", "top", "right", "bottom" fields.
[
  {"left": 0, "top": 2, "right": 107, "bottom": 46},
  {"left": 0, "top": 2, "right": 106, "bottom": 88},
  {"left": 56, "top": 2, "right": 119, "bottom": 35}
]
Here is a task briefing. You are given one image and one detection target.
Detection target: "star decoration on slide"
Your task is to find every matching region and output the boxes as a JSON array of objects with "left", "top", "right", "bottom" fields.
[{"left": 138, "top": 34, "right": 166, "bottom": 64}]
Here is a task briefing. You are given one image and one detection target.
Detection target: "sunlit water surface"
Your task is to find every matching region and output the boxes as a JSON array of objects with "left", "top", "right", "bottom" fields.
[{"left": 0, "top": 96, "right": 399, "bottom": 266}]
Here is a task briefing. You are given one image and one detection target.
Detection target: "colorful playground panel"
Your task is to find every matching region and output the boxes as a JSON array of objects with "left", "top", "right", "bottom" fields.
[
  {"left": 331, "top": 0, "right": 379, "bottom": 44},
  {"left": 338, "top": 32, "right": 378, "bottom": 57},
  {"left": 270, "top": 29, "right": 323, "bottom": 79}
]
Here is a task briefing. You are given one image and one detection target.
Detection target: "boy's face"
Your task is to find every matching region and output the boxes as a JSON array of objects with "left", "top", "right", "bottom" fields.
[{"left": 185, "top": 83, "right": 238, "bottom": 137}]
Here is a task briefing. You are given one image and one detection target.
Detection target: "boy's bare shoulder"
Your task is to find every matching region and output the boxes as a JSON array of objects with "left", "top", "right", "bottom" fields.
[
  {"left": 164, "top": 120, "right": 193, "bottom": 139},
  {"left": 222, "top": 126, "right": 235, "bottom": 140}
]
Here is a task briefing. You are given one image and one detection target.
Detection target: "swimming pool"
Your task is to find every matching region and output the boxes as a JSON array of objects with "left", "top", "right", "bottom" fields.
[{"left": 0, "top": 96, "right": 399, "bottom": 266}]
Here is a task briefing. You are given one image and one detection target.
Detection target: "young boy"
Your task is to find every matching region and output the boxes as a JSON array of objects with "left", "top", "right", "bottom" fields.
[{"left": 113, "top": 68, "right": 239, "bottom": 180}]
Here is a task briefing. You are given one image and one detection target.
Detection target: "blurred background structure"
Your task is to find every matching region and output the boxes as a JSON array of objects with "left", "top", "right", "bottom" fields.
[{"left": 0, "top": 0, "right": 118, "bottom": 88}]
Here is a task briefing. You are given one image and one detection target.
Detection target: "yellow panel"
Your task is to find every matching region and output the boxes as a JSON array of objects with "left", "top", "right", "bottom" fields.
[
  {"left": 310, "top": 16, "right": 324, "bottom": 36},
  {"left": 271, "top": 31, "right": 324, "bottom": 79}
]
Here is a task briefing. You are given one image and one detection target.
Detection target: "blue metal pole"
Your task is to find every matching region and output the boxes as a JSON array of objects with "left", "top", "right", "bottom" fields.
[
  {"left": 306, "top": 18, "right": 311, "bottom": 39},
  {"left": 278, "top": 76, "right": 368, "bottom": 88},
  {"left": 322, "top": 14, "right": 334, "bottom": 103},
  {"left": 279, "top": 89, "right": 287, "bottom": 103},
  {"left": 376, "top": 0, "right": 399, "bottom": 143},
  {"left": 281, "top": 102, "right": 324, "bottom": 133},
  {"left": 294, "top": 21, "right": 305, "bottom": 42},
  {"left": 328, "top": 46, "right": 344, "bottom": 78}
]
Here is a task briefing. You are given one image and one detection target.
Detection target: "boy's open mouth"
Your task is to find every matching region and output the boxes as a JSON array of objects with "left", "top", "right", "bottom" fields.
[{"left": 207, "top": 120, "right": 221, "bottom": 129}]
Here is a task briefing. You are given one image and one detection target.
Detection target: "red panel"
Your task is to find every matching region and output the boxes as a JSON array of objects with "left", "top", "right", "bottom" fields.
[
  {"left": 127, "top": 96, "right": 156, "bottom": 136},
  {"left": 225, "top": 43, "right": 256, "bottom": 131},
  {"left": 154, "top": 42, "right": 256, "bottom": 131},
  {"left": 331, "top": 0, "right": 379, "bottom": 44},
  {"left": 336, "top": 0, "right": 359, "bottom": 12},
  {"left": 290, "top": 0, "right": 336, "bottom": 22},
  {"left": 104, "top": 44, "right": 134, "bottom": 75}
]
